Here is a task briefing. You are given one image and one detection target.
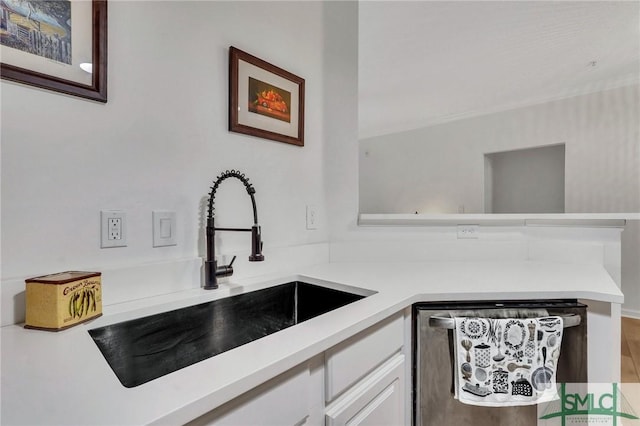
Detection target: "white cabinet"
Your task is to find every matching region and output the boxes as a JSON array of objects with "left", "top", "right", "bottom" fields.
[
  {"left": 325, "top": 312, "right": 405, "bottom": 402},
  {"left": 325, "top": 353, "right": 405, "bottom": 426},
  {"left": 186, "top": 361, "right": 315, "bottom": 426},
  {"left": 186, "top": 311, "right": 409, "bottom": 426},
  {"left": 325, "top": 310, "right": 409, "bottom": 426}
]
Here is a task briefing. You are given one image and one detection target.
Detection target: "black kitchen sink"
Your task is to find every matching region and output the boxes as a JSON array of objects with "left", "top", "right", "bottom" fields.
[{"left": 88, "top": 281, "right": 368, "bottom": 387}]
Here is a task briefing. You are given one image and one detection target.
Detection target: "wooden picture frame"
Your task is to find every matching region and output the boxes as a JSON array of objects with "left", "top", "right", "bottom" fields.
[
  {"left": 0, "top": 0, "right": 107, "bottom": 103},
  {"left": 229, "top": 46, "right": 304, "bottom": 146}
]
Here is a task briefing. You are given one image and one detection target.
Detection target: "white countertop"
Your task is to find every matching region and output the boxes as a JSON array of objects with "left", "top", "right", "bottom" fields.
[
  {"left": 0, "top": 261, "right": 623, "bottom": 425},
  {"left": 358, "top": 212, "right": 636, "bottom": 226}
]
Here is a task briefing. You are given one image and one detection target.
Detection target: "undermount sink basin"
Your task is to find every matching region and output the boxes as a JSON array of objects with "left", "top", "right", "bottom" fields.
[{"left": 88, "top": 281, "right": 368, "bottom": 387}]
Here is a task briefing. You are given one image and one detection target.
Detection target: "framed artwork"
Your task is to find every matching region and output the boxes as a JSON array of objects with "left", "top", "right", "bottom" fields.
[
  {"left": 0, "top": 0, "right": 107, "bottom": 102},
  {"left": 229, "top": 46, "right": 305, "bottom": 146}
]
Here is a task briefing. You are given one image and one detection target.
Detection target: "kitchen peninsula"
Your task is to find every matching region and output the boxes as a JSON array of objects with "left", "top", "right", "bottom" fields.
[{"left": 1, "top": 259, "right": 622, "bottom": 425}]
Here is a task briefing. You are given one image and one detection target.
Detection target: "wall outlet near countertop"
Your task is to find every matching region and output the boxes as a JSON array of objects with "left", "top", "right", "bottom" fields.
[
  {"left": 101, "top": 210, "right": 127, "bottom": 248},
  {"left": 306, "top": 204, "right": 318, "bottom": 230},
  {"left": 457, "top": 224, "right": 479, "bottom": 239}
]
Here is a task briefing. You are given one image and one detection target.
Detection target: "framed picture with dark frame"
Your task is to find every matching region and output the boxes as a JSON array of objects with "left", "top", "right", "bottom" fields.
[
  {"left": 0, "top": 0, "right": 107, "bottom": 103},
  {"left": 229, "top": 46, "right": 305, "bottom": 146}
]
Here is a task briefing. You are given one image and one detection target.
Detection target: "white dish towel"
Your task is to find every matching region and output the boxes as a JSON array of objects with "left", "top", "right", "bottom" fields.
[{"left": 454, "top": 316, "right": 563, "bottom": 406}]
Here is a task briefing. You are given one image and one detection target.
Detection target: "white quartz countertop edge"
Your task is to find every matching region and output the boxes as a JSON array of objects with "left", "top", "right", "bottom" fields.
[{"left": 0, "top": 261, "right": 623, "bottom": 425}]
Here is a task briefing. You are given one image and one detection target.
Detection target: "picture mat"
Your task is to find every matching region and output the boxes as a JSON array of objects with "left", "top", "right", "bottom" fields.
[
  {"left": 1, "top": 0, "right": 92, "bottom": 85},
  {"left": 237, "top": 59, "right": 299, "bottom": 139}
]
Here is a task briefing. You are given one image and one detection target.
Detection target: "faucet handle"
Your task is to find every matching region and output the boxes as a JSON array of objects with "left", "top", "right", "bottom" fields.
[{"left": 215, "top": 255, "right": 236, "bottom": 278}]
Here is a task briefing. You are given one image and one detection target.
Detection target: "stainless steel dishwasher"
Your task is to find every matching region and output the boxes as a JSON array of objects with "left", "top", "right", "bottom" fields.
[{"left": 413, "top": 300, "right": 587, "bottom": 426}]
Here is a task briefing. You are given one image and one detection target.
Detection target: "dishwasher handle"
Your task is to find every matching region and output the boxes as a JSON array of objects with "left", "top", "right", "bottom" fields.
[{"left": 428, "top": 313, "right": 581, "bottom": 329}]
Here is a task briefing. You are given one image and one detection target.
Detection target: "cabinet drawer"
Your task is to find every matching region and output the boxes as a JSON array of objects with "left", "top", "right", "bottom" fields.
[
  {"left": 325, "top": 353, "right": 405, "bottom": 426},
  {"left": 325, "top": 312, "right": 404, "bottom": 401},
  {"left": 186, "top": 362, "right": 311, "bottom": 426}
]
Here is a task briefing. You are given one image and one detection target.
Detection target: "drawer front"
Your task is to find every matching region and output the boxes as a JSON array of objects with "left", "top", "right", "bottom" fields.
[
  {"left": 186, "top": 362, "right": 311, "bottom": 426},
  {"left": 325, "top": 353, "right": 405, "bottom": 426},
  {"left": 325, "top": 312, "right": 404, "bottom": 402}
]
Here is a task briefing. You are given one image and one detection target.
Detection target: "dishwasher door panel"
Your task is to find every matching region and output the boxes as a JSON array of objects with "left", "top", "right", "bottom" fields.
[{"left": 413, "top": 302, "right": 587, "bottom": 426}]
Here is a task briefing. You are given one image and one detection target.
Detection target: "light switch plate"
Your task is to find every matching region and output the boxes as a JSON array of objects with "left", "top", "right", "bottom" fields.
[{"left": 153, "top": 211, "right": 177, "bottom": 247}]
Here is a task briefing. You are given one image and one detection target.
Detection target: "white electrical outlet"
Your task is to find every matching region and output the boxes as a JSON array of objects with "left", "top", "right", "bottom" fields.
[
  {"left": 306, "top": 204, "right": 318, "bottom": 230},
  {"left": 457, "top": 224, "right": 479, "bottom": 239},
  {"left": 108, "top": 218, "right": 122, "bottom": 240},
  {"left": 101, "top": 210, "right": 127, "bottom": 248}
]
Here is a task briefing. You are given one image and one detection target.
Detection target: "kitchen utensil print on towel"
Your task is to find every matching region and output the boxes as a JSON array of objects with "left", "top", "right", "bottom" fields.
[
  {"left": 460, "top": 318, "right": 488, "bottom": 339},
  {"left": 524, "top": 322, "right": 536, "bottom": 361},
  {"left": 492, "top": 368, "right": 509, "bottom": 394},
  {"left": 474, "top": 343, "right": 491, "bottom": 368},
  {"left": 531, "top": 347, "right": 554, "bottom": 392},
  {"left": 454, "top": 315, "right": 564, "bottom": 407},
  {"left": 503, "top": 319, "right": 526, "bottom": 362}
]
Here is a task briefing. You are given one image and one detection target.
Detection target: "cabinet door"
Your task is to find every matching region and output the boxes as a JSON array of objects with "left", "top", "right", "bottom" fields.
[
  {"left": 325, "top": 312, "right": 404, "bottom": 402},
  {"left": 325, "top": 353, "right": 405, "bottom": 426}
]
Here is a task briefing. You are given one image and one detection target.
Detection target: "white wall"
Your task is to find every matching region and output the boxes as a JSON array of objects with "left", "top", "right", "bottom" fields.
[
  {"left": 324, "top": 1, "right": 360, "bottom": 242},
  {"left": 2, "top": 0, "right": 635, "bottom": 322},
  {"left": 357, "top": 85, "right": 640, "bottom": 316},
  {"left": 622, "top": 220, "right": 640, "bottom": 318},
  {"left": 359, "top": 84, "right": 639, "bottom": 215},
  {"left": 1, "top": 1, "right": 331, "bottom": 281}
]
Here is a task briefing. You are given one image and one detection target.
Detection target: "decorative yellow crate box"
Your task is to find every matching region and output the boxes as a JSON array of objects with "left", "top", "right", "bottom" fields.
[{"left": 25, "top": 271, "right": 102, "bottom": 331}]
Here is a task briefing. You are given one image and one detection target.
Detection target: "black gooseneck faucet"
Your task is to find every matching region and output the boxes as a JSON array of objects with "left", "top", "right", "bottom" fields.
[{"left": 205, "top": 170, "right": 264, "bottom": 290}]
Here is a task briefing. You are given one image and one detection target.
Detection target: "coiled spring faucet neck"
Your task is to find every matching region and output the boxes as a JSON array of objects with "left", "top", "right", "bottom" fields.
[
  {"left": 207, "top": 169, "right": 258, "bottom": 224},
  {"left": 205, "top": 170, "right": 264, "bottom": 290}
]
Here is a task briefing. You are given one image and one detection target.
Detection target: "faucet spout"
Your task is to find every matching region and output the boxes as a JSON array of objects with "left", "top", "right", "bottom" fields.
[
  {"left": 249, "top": 225, "right": 264, "bottom": 261},
  {"left": 204, "top": 170, "right": 264, "bottom": 290}
]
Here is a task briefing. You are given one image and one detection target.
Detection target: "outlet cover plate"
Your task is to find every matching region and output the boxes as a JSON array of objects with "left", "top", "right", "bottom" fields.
[
  {"left": 101, "top": 210, "right": 127, "bottom": 248},
  {"left": 306, "top": 205, "right": 318, "bottom": 230},
  {"left": 457, "top": 224, "right": 479, "bottom": 239}
]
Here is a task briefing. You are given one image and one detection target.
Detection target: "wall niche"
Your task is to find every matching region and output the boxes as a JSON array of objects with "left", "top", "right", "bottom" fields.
[{"left": 484, "top": 144, "right": 565, "bottom": 214}]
